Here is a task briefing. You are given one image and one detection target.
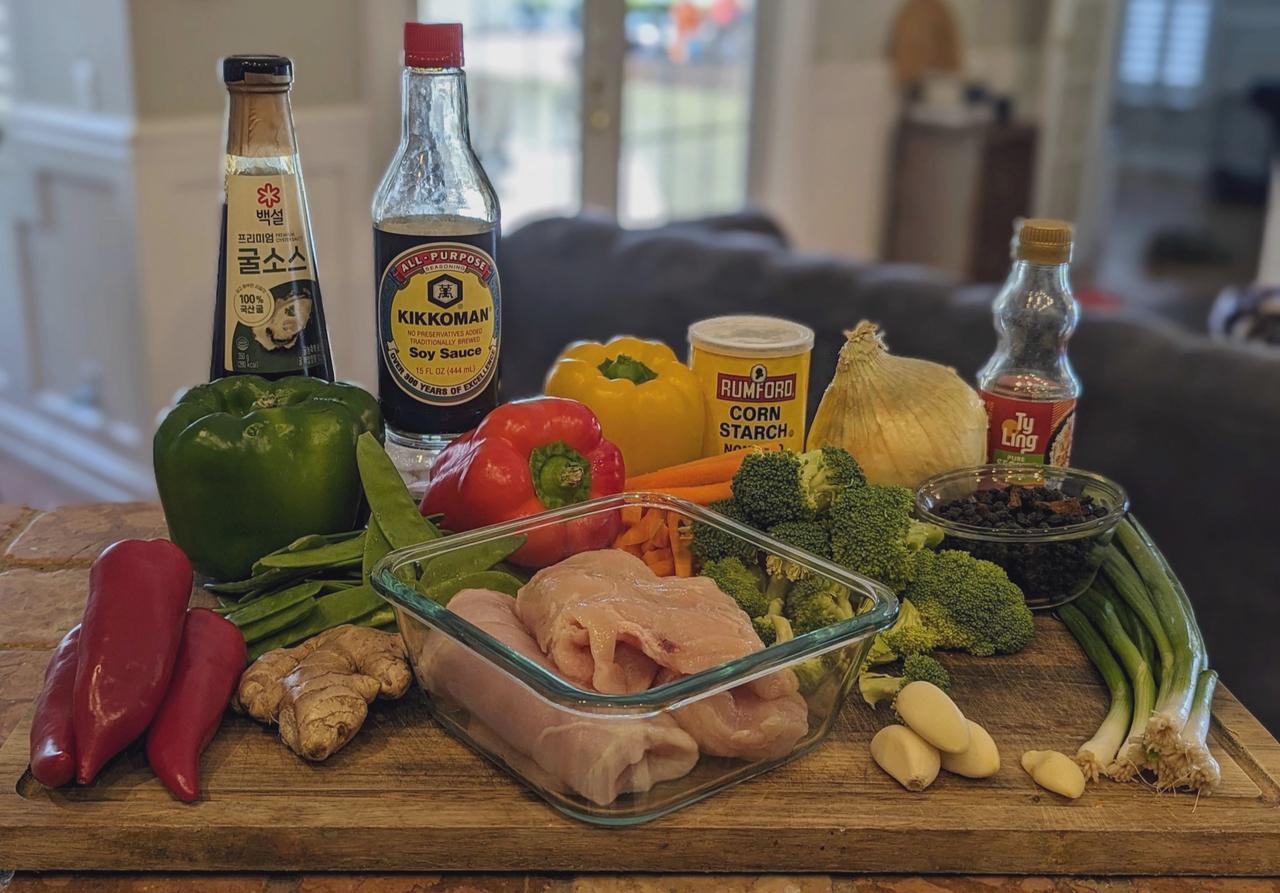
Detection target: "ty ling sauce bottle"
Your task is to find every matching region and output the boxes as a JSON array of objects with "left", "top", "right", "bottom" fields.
[{"left": 977, "top": 218, "right": 1082, "bottom": 466}]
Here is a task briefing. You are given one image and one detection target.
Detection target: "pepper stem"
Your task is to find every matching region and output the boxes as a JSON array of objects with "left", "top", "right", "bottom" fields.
[
  {"left": 529, "top": 440, "right": 594, "bottom": 509},
  {"left": 597, "top": 354, "right": 658, "bottom": 385}
]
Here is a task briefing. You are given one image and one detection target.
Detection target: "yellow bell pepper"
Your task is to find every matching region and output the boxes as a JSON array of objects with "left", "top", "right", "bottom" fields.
[{"left": 545, "top": 336, "right": 706, "bottom": 476}]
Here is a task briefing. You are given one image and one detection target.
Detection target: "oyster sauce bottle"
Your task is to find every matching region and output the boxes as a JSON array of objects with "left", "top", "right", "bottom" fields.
[{"left": 211, "top": 55, "right": 334, "bottom": 382}]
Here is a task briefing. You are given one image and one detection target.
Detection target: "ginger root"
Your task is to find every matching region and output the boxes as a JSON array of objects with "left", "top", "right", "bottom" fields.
[{"left": 234, "top": 625, "right": 412, "bottom": 761}]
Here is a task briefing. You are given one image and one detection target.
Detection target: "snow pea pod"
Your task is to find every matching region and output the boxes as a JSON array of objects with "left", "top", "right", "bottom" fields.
[
  {"left": 362, "top": 516, "right": 392, "bottom": 586},
  {"left": 257, "top": 532, "right": 366, "bottom": 569},
  {"left": 420, "top": 570, "right": 524, "bottom": 605},
  {"left": 225, "top": 581, "right": 324, "bottom": 628},
  {"left": 239, "top": 597, "right": 318, "bottom": 644},
  {"left": 246, "top": 585, "right": 385, "bottom": 661},
  {"left": 356, "top": 433, "right": 439, "bottom": 550},
  {"left": 352, "top": 605, "right": 397, "bottom": 631},
  {"left": 204, "top": 566, "right": 307, "bottom": 596},
  {"left": 317, "top": 580, "right": 361, "bottom": 594},
  {"left": 250, "top": 530, "right": 364, "bottom": 574},
  {"left": 419, "top": 536, "right": 526, "bottom": 592}
]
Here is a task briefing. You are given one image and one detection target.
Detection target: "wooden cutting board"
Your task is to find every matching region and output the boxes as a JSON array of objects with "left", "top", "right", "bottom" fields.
[{"left": 1, "top": 617, "right": 1278, "bottom": 875}]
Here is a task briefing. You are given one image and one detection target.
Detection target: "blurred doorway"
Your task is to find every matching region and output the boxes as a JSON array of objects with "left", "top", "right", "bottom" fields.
[{"left": 417, "top": 0, "right": 757, "bottom": 229}]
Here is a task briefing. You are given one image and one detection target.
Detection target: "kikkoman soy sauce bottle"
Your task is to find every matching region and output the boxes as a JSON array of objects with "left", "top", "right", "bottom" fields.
[
  {"left": 977, "top": 219, "right": 1082, "bottom": 467},
  {"left": 212, "top": 55, "right": 334, "bottom": 382},
  {"left": 372, "top": 23, "right": 501, "bottom": 457}
]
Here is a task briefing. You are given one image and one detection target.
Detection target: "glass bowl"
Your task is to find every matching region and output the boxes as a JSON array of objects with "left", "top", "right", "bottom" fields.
[
  {"left": 371, "top": 492, "right": 897, "bottom": 826},
  {"left": 914, "top": 465, "right": 1129, "bottom": 609}
]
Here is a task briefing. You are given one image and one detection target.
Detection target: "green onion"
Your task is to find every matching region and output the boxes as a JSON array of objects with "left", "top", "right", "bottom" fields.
[
  {"left": 1099, "top": 577, "right": 1160, "bottom": 688},
  {"left": 1101, "top": 547, "right": 1174, "bottom": 704},
  {"left": 1077, "top": 586, "right": 1156, "bottom": 780},
  {"left": 1059, "top": 603, "right": 1132, "bottom": 781},
  {"left": 1179, "top": 669, "right": 1221, "bottom": 791},
  {"left": 1114, "top": 519, "right": 1206, "bottom": 756}
]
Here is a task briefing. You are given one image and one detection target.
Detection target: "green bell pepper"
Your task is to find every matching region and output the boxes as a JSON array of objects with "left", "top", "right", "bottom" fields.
[{"left": 154, "top": 375, "right": 383, "bottom": 581}]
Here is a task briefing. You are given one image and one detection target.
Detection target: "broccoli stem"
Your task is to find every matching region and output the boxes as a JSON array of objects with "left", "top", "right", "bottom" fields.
[
  {"left": 1058, "top": 603, "right": 1133, "bottom": 781},
  {"left": 1077, "top": 586, "right": 1156, "bottom": 781},
  {"left": 1114, "top": 519, "right": 1206, "bottom": 757},
  {"left": 765, "top": 573, "right": 791, "bottom": 604}
]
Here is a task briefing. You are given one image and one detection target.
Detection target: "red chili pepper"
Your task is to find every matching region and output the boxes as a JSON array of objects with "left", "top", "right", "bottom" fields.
[
  {"left": 28, "top": 624, "right": 80, "bottom": 788},
  {"left": 146, "top": 608, "right": 246, "bottom": 802},
  {"left": 421, "top": 397, "right": 625, "bottom": 568},
  {"left": 74, "top": 539, "right": 192, "bottom": 784}
]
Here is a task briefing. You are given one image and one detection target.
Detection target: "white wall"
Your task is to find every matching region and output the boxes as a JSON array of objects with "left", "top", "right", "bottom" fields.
[
  {"left": 0, "top": 0, "right": 388, "bottom": 502},
  {"left": 751, "top": 0, "right": 1048, "bottom": 260}
]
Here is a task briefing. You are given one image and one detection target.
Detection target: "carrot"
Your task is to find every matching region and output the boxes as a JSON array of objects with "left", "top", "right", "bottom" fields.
[
  {"left": 668, "top": 512, "right": 693, "bottom": 577},
  {"left": 641, "top": 481, "right": 734, "bottom": 506},
  {"left": 625, "top": 447, "right": 776, "bottom": 490},
  {"left": 620, "top": 504, "right": 645, "bottom": 527},
  {"left": 643, "top": 549, "right": 675, "bottom": 576},
  {"left": 649, "top": 519, "right": 670, "bottom": 550},
  {"left": 615, "top": 507, "right": 665, "bottom": 547}
]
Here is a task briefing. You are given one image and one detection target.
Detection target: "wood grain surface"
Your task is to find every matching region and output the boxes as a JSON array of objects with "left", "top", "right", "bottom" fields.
[{"left": 1, "top": 613, "right": 1277, "bottom": 876}]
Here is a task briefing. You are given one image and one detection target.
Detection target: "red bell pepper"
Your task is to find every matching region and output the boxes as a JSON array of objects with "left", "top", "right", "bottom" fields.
[
  {"left": 28, "top": 624, "right": 80, "bottom": 788},
  {"left": 422, "top": 397, "right": 625, "bottom": 568},
  {"left": 146, "top": 608, "right": 246, "bottom": 802},
  {"left": 74, "top": 539, "right": 192, "bottom": 784}
]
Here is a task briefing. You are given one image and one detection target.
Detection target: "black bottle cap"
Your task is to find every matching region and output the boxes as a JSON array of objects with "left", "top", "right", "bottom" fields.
[{"left": 222, "top": 55, "right": 293, "bottom": 84}]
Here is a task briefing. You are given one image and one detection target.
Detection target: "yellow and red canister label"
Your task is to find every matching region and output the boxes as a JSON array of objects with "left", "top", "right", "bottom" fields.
[{"left": 692, "top": 349, "right": 810, "bottom": 454}]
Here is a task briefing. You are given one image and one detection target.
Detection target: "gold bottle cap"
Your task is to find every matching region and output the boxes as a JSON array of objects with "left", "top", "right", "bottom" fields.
[{"left": 1017, "top": 218, "right": 1074, "bottom": 264}]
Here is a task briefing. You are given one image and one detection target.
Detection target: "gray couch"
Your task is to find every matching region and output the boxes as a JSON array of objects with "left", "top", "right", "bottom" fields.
[{"left": 500, "top": 213, "right": 1280, "bottom": 732}]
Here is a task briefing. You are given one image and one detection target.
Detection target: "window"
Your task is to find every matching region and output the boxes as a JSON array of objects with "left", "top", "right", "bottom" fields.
[
  {"left": 1118, "top": 0, "right": 1212, "bottom": 98},
  {"left": 417, "top": 0, "right": 757, "bottom": 228},
  {"left": 418, "top": 0, "right": 584, "bottom": 229},
  {"left": 618, "top": 0, "right": 756, "bottom": 226}
]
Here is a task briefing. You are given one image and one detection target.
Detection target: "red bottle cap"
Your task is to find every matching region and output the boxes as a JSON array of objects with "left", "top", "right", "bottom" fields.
[{"left": 404, "top": 22, "right": 463, "bottom": 69}]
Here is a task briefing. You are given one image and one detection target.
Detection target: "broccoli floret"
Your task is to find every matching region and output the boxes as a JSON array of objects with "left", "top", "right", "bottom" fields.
[
  {"left": 752, "top": 612, "right": 794, "bottom": 646},
  {"left": 765, "top": 520, "right": 831, "bottom": 582},
  {"left": 803, "top": 446, "right": 866, "bottom": 506},
  {"left": 859, "top": 653, "right": 952, "bottom": 709},
  {"left": 828, "top": 484, "right": 943, "bottom": 592},
  {"left": 690, "top": 499, "right": 758, "bottom": 564},
  {"left": 783, "top": 574, "right": 855, "bottom": 635},
  {"left": 793, "top": 656, "right": 831, "bottom": 695},
  {"left": 701, "top": 556, "right": 772, "bottom": 618},
  {"left": 864, "top": 597, "right": 938, "bottom": 666},
  {"left": 905, "top": 549, "right": 1035, "bottom": 657},
  {"left": 732, "top": 447, "right": 866, "bottom": 529}
]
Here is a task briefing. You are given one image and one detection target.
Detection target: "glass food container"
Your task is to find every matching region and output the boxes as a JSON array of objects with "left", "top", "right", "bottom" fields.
[
  {"left": 371, "top": 493, "right": 897, "bottom": 825},
  {"left": 914, "top": 464, "right": 1129, "bottom": 609}
]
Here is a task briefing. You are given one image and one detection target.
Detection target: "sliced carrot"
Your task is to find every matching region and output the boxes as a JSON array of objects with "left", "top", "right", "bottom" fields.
[
  {"left": 643, "top": 549, "right": 675, "bottom": 576},
  {"left": 668, "top": 512, "right": 693, "bottom": 577},
  {"left": 618, "top": 543, "right": 645, "bottom": 559},
  {"left": 642, "top": 481, "right": 734, "bottom": 506},
  {"left": 620, "top": 504, "right": 645, "bottom": 526},
  {"left": 625, "top": 446, "right": 777, "bottom": 490},
  {"left": 615, "top": 507, "right": 665, "bottom": 546},
  {"left": 649, "top": 518, "right": 670, "bottom": 549}
]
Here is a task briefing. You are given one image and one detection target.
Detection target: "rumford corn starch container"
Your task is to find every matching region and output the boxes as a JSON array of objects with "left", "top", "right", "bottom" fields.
[{"left": 688, "top": 316, "right": 815, "bottom": 455}]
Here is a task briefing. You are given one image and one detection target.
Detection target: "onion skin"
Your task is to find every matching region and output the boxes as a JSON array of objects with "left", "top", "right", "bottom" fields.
[{"left": 807, "top": 321, "right": 987, "bottom": 488}]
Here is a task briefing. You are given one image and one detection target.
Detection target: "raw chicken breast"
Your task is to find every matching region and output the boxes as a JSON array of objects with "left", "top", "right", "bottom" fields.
[
  {"left": 516, "top": 549, "right": 766, "bottom": 694},
  {"left": 657, "top": 669, "right": 810, "bottom": 761},
  {"left": 415, "top": 588, "right": 699, "bottom": 806}
]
